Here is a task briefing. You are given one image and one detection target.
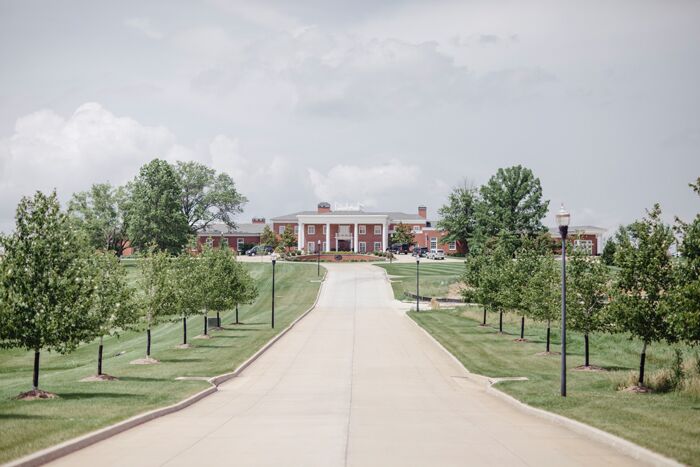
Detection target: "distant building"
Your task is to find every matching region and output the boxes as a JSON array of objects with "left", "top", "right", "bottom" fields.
[
  {"left": 549, "top": 225, "right": 607, "bottom": 255},
  {"left": 196, "top": 217, "right": 267, "bottom": 252}
]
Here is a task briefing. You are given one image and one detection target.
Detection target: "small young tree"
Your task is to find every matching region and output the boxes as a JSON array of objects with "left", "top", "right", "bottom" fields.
[
  {"left": 391, "top": 222, "right": 415, "bottom": 247},
  {"left": 600, "top": 236, "right": 618, "bottom": 266},
  {"left": 260, "top": 225, "right": 278, "bottom": 249},
  {"left": 503, "top": 239, "right": 546, "bottom": 341},
  {"left": 171, "top": 252, "right": 203, "bottom": 347},
  {"left": 0, "top": 191, "right": 95, "bottom": 398},
  {"left": 463, "top": 245, "right": 509, "bottom": 331},
  {"left": 280, "top": 225, "right": 297, "bottom": 251},
  {"left": 524, "top": 254, "right": 559, "bottom": 353},
  {"left": 231, "top": 261, "right": 258, "bottom": 324},
  {"left": 609, "top": 204, "right": 676, "bottom": 386},
  {"left": 85, "top": 251, "right": 139, "bottom": 378},
  {"left": 135, "top": 249, "right": 178, "bottom": 363}
]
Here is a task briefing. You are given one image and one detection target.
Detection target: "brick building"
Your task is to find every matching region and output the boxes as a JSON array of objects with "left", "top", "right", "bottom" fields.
[
  {"left": 196, "top": 217, "right": 267, "bottom": 252},
  {"left": 548, "top": 225, "right": 607, "bottom": 256}
]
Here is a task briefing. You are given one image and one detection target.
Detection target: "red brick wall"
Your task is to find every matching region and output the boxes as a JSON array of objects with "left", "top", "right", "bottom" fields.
[
  {"left": 414, "top": 229, "right": 467, "bottom": 255},
  {"left": 197, "top": 235, "right": 260, "bottom": 252}
]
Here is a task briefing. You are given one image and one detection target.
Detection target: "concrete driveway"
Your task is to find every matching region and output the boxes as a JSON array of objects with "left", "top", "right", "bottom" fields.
[{"left": 49, "top": 263, "right": 640, "bottom": 467}]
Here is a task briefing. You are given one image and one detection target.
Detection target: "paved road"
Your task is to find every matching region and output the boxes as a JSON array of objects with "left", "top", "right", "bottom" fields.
[{"left": 51, "top": 264, "right": 639, "bottom": 466}]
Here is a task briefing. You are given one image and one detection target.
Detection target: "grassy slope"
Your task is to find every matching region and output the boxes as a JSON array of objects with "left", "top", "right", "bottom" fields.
[
  {"left": 409, "top": 309, "right": 700, "bottom": 466},
  {"left": 376, "top": 262, "right": 465, "bottom": 300},
  {"left": 0, "top": 262, "right": 323, "bottom": 464}
]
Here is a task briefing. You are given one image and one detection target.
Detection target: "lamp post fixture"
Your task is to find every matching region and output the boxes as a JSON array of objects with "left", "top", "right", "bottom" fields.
[
  {"left": 317, "top": 239, "right": 321, "bottom": 276},
  {"left": 271, "top": 252, "right": 277, "bottom": 329},
  {"left": 416, "top": 256, "right": 421, "bottom": 312},
  {"left": 556, "top": 204, "right": 570, "bottom": 397}
]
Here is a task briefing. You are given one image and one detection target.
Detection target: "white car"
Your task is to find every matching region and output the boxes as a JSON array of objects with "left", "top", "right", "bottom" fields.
[{"left": 427, "top": 249, "right": 445, "bottom": 260}]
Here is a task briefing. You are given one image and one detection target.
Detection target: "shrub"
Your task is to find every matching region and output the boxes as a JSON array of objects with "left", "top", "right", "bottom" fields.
[
  {"left": 681, "top": 375, "right": 700, "bottom": 400},
  {"left": 671, "top": 348, "right": 685, "bottom": 389},
  {"left": 648, "top": 369, "right": 675, "bottom": 393}
]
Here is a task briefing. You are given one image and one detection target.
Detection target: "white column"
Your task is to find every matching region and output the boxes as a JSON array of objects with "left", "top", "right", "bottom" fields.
[
  {"left": 326, "top": 223, "right": 330, "bottom": 253},
  {"left": 299, "top": 222, "right": 304, "bottom": 251},
  {"left": 353, "top": 223, "right": 358, "bottom": 252},
  {"left": 382, "top": 220, "right": 388, "bottom": 251}
]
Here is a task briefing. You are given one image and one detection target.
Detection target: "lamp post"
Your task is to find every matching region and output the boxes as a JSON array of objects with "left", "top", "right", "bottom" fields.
[
  {"left": 556, "top": 204, "right": 570, "bottom": 397},
  {"left": 317, "top": 239, "right": 321, "bottom": 276},
  {"left": 271, "top": 252, "right": 277, "bottom": 329},
  {"left": 416, "top": 256, "right": 421, "bottom": 312}
]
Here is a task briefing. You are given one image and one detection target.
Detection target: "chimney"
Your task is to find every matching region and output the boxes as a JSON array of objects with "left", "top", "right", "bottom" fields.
[
  {"left": 317, "top": 202, "right": 331, "bottom": 213},
  {"left": 418, "top": 206, "right": 427, "bottom": 219},
  {"left": 252, "top": 217, "right": 266, "bottom": 224}
]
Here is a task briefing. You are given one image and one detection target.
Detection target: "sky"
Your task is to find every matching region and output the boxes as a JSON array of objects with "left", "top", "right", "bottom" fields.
[{"left": 1, "top": 0, "right": 699, "bottom": 235}]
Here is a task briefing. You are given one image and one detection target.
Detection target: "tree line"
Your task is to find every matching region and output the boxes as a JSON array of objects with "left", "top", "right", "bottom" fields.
[{"left": 460, "top": 176, "right": 700, "bottom": 389}]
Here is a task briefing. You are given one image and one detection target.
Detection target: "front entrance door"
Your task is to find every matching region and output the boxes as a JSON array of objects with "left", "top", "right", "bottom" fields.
[{"left": 337, "top": 239, "right": 351, "bottom": 251}]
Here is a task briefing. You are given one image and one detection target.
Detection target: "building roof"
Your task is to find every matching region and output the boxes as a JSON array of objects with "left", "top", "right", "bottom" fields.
[
  {"left": 197, "top": 222, "right": 266, "bottom": 236},
  {"left": 271, "top": 210, "right": 426, "bottom": 222},
  {"left": 549, "top": 225, "right": 607, "bottom": 237}
]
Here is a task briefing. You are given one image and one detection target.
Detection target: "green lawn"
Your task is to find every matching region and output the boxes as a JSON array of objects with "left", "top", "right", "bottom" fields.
[
  {"left": 0, "top": 262, "right": 323, "bottom": 464},
  {"left": 409, "top": 308, "right": 700, "bottom": 466},
  {"left": 376, "top": 261, "right": 465, "bottom": 300}
]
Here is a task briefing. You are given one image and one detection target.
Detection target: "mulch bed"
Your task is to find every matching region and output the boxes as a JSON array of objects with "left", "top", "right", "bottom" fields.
[
  {"left": 535, "top": 351, "right": 561, "bottom": 356},
  {"left": 176, "top": 343, "right": 192, "bottom": 349},
  {"left": 573, "top": 365, "right": 606, "bottom": 372},
  {"left": 129, "top": 357, "right": 160, "bottom": 365},
  {"left": 513, "top": 338, "right": 528, "bottom": 343},
  {"left": 622, "top": 385, "right": 653, "bottom": 394},
  {"left": 80, "top": 374, "right": 119, "bottom": 382},
  {"left": 16, "top": 389, "right": 59, "bottom": 400},
  {"left": 194, "top": 334, "right": 212, "bottom": 340}
]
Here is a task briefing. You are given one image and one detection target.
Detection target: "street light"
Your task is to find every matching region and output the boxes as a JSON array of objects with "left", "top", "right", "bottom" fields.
[
  {"left": 271, "top": 252, "right": 277, "bottom": 329},
  {"left": 317, "top": 239, "right": 321, "bottom": 276},
  {"left": 556, "top": 204, "right": 570, "bottom": 397},
  {"left": 416, "top": 256, "right": 421, "bottom": 312}
]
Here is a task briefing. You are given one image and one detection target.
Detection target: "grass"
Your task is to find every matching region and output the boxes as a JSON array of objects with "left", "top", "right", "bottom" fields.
[
  {"left": 376, "top": 261, "right": 465, "bottom": 299},
  {"left": 0, "top": 261, "right": 323, "bottom": 464},
  {"left": 409, "top": 307, "right": 700, "bottom": 466}
]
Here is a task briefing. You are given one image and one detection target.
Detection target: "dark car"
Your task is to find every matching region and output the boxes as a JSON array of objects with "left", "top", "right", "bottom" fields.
[
  {"left": 412, "top": 247, "right": 429, "bottom": 257},
  {"left": 246, "top": 245, "right": 274, "bottom": 256},
  {"left": 386, "top": 243, "right": 411, "bottom": 254}
]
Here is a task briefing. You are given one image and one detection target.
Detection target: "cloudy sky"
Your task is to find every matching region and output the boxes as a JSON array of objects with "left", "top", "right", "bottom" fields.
[{"left": 1, "top": 0, "right": 699, "bottom": 234}]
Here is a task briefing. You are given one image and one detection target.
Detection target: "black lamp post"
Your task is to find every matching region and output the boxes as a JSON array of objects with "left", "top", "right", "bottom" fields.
[
  {"left": 271, "top": 252, "right": 277, "bottom": 329},
  {"left": 317, "top": 239, "right": 321, "bottom": 276},
  {"left": 556, "top": 204, "right": 570, "bottom": 397},
  {"left": 416, "top": 256, "right": 421, "bottom": 312}
]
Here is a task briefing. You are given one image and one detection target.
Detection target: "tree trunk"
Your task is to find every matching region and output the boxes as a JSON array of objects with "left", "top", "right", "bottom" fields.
[
  {"left": 183, "top": 317, "right": 187, "bottom": 345},
  {"left": 585, "top": 334, "right": 590, "bottom": 367},
  {"left": 204, "top": 313, "right": 208, "bottom": 335},
  {"left": 482, "top": 307, "right": 487, "bottom": 326},
  {"left": 499, "top": 311, "right": 503, "bottom": 333},
  {"left": 146, "top": 328, "right": 151, "bottom": 358},
  {"left": 520, "top": 317, "right": 525, "bottom": 339},
  {"left": 97, "top": 336, "right": 104, "bottom": 375},
  {"left": 639, "top": 341, "right": 647, "bottom": 386},
  {"left": 546, "top": 321, "right": 551, "bottom": 353},
  {"left": 33, "top": 350, "right": 40, "bottom": 390},
  {"left": 217, "top": 311, "right": 221, "bottom": 328},
  {"left": 235, "top": 304, "right": 239, "bottom": 324}
]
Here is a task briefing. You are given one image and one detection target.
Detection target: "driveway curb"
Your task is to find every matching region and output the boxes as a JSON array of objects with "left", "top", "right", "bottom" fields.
[
  {"left": 6, "top": 268, "right": 328, "bottom": 467},
  {"left": 404, "top": 312, "right": 682, "bottom": 467}
]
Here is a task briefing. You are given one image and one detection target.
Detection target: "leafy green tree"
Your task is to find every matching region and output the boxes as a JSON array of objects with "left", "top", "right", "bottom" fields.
[
  {"left": 0, "top": 191, "right": 95, "bottom": 396},
  {"left": 231, "top": 259, "right": 258, "bottom": 325},
  {"left": 86, "top": 251, "right": 139, "bottom": 377},
  {"left": 475, "top": 165, "right": 549, "bottom": 255},
  {"left": 260, "top": 225, "right": 278, "bottom": 248},
  {"left": 171, "top": 253, "right": 203, "bottom": 347},
  {"left": 126, "top": 159, "right": 189, "bottom": 254},
  {"left": 68, "top": 183, "right": 130, "bottom": 256},
  {"left": 462, "top": 245, "right": 510, "bottom": 331},
  {"left": 175, "top": 161, "right": 247, "bottom": 233},
  {"left": 669, "top": 178, "right": 700, "bottom": 347},
  {"left": 391, "top": 222, "right": 415, "bottom": 247},
  {"left": 280, "top": 225, "right": 297, "bottom": 251},
  {"left": 566, "top": 249, "right": 611, "bottom": 367},
  {"left": 601, "top": 236, "right": 618, "bottom": 266},
  {"left": 524, "top": 253, "right": 559, "bottom": 352},
  {"left": 137, "top": 249, "right": 178, "bottom": 362},
  {"left": 609, "top": 204, "right": 676, "bottom": 386},
  {"left": 437, "top": 181, "right": 478, "bottom": 253}
]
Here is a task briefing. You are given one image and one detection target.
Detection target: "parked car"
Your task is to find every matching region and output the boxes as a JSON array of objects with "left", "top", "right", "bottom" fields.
[
  {"left": 246, "top": 245, "right": 274, "bottom": 256},
  {"left": 387, "top": 243, "right": 411, "bottom": 254},
  {"left": 412, "top": 247, "right": 429, "bottom": 257},
  {"left": 427, "top": 249, "right": 445, "bottom": 260}
]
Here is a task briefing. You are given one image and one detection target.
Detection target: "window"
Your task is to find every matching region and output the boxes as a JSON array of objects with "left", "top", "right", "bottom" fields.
[
  {"left": 339, "top": 225, "right": 350, "bottom": 235},
  {"left": 374, "top": 225, "right": 382, "bottom": 235},
  {"left": 373, "top": 242, "right": 381, "bottom": 252},
  {"left": 412, "top": 225, "right": 421, "bottom": 232},
  {"left": 359, "top": 241, "right": 367, "bottom": 253},
  {"left": 294, "top": 225, "right": 298, "bottom": 234},
  {"left": 430, "top": 238, "right": 438, "bottom": 250},
  {"left": 221, "top": 237, "right": 229, "bottom": 248},
  {"left": 279, "top": 226, "right": 285, "bottom": 235},
  {"left": 323, "top": 225, "right": 327, "bottom": 234},
  {"left": 574, "top": 239, "right": 594, "bottom": 255},
  {"left": 237, "top": 238, "right": 244, "bottom": 250},
  {"left": 205, "top": 237, "right": 214, "bottom": 247},
  {"left": 448, "top": 241, "right": 457, "bottom": 251},
  {"left": 307, "top": 241, "right": 315, "bottom": 253},
  {"left": 322, "top": 241, "right": 327, "bottom": 251},
  {"left": 359, "top": 225, "right": 366, "bottom": 235},
  {"left": 308, "top": 225, "right": 315, "bottom": 235}
]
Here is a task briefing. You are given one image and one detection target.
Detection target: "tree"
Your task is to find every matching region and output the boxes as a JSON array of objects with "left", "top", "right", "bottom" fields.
[
  {"left": 85, "top": 251, "right": 138, "bottom": 378},
  {"left": 171, "top": 252, "right": 203, "bottom": 347},
  {"left": 437, "top": 181, "right": 478, "bottom": 253},
  {"left": 126, "top": 159, "right": 189, "bottom": 254},
  {"left": 669, "top": 178, "right": 700, "bottom": 347},
  {"left": 136, "top": 249, "right": 178, "bottom": 363},
  {"left": 475, "top": 165, "right": 549, "bottom": 255},
  {"left": 0, "top": 191, "right": 95, "bottom": 397},
  {"left": 175, "top": 161, "right": 247, "bottom": 233},
  {"left": 391, "top": 222, "right": 415, "bottom": 246},
  {"left": 524, "top": 253, "right": 560, "bottom": 353},
  {"left": 68, "top": 183, "right": 130, "bottom": 256},
  {"left": 609, "top": 204, "right": 676, "bottom": 386},
  {"left": 280, "top": 225, "right": 297, "bottom": 251},
  {"left": 601, "top": 236, "right": 618, "bottom": 266},
  {"left": 462, "top": 244, "right": 510, "bottom": 332},
  {"left": 260, "top": 225, "right": 278, "bottom": 248},
  {"left": 231, "top": 258, "right": 258, "bottom": 325},
  {"left": 566, "top": 249, "right": 611, "bottom": 368}
]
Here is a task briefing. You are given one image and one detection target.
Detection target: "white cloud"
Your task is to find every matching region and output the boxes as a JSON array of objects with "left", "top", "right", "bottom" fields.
[{"left": 125, "top": 17, "right": 163, "bottom": 40}]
